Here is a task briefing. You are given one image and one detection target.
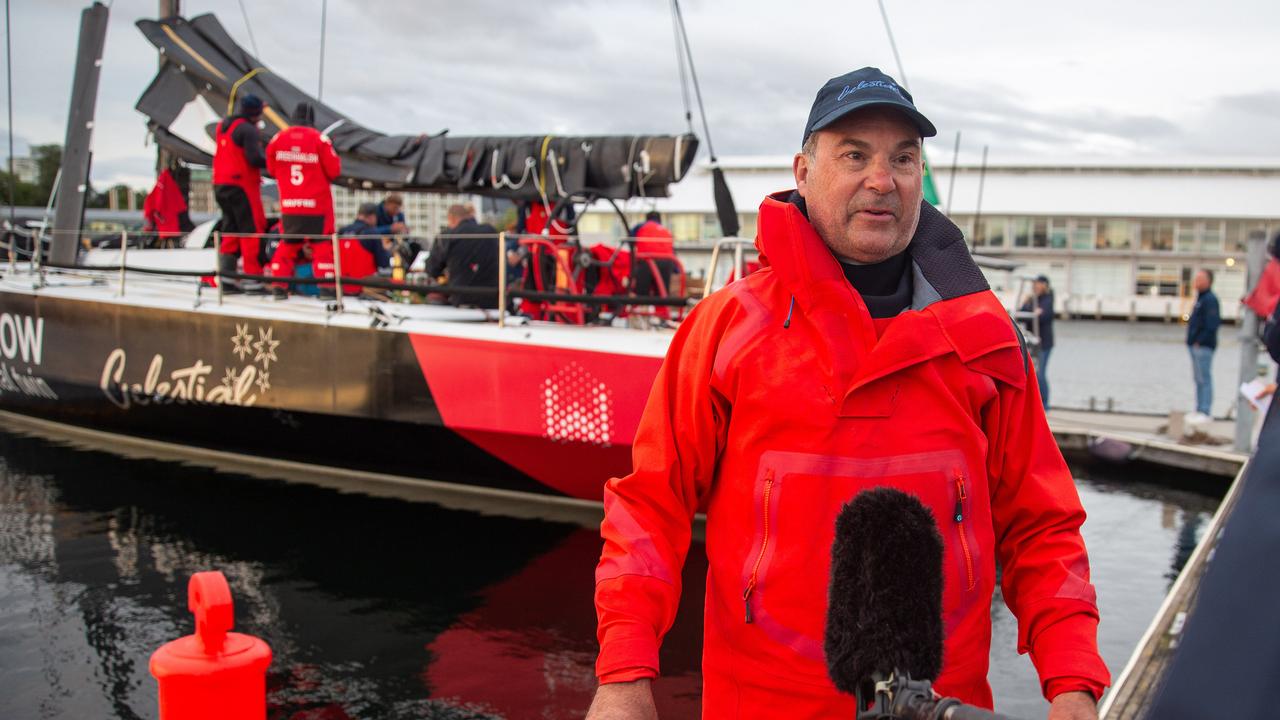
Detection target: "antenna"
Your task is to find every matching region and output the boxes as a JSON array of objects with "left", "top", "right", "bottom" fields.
[
  {"left": 876, "top": 0, "right": 910, "bottom": 91},
  {"left": 5, "top": 0, "right": 14, "bottom": 258},
  {"left": 318, "top": 0, "right": 327, "bottom": 102}
]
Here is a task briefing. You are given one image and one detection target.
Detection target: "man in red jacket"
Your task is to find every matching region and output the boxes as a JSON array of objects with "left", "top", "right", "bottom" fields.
[
  {"left": 265, "top": 102, "right": 341, "bottom": 297},
  {"left": 213, "top": 94, "right": 269, "bottom": 292},
  {"left": 589, "top": 67, "right": 1108, "bottom": 720}
]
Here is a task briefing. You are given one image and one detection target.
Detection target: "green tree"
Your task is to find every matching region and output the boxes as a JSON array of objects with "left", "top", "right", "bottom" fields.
[
  {"left": 32, "top": 144, "right": 61, "bottom": 200},
  {"left": 0, "top": 171, "right": 42, "bottom": 206}
]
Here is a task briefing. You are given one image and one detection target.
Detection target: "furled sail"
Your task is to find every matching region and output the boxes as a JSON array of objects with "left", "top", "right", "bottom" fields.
[{"left": 135, "top": 13, "right": 698, "bottom": 201}]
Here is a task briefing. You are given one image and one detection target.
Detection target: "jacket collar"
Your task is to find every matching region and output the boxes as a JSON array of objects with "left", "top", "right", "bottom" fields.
[{"left": 754, "top": 191, "right": 1025, "bottom": 404}]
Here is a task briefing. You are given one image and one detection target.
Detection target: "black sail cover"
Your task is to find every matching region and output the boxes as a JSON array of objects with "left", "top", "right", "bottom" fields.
[{"left": 135, "top": 13, "right": 699, "bottom": 201}]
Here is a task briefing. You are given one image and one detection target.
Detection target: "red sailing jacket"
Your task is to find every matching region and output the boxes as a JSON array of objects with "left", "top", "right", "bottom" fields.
[
  {"left": 142, "top": 168, "right": 186, "bottom": 237},
  {"left": 634, "top": 220, "right": 676, "bottom": 258},
  {"left": 266, "top": 126, "right": 341, "bottom": 233},
  {"left": 213, "top": 118, "right": 262, "bottom": 190},
  {"left": 594, "top": 192, "right": 1109, "bottom": 716}
]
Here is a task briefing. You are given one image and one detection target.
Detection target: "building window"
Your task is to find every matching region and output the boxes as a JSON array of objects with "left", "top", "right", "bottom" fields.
[
  {"left": 1201, "top": 220, "right": 1224, "bottom": 253},
  {"left": 1139, "top": 220, "right": 1174, "bottom": 251},
  {"left": 1032, "top": 218, "right": 1049, "bottom": 248},
  {"left": 1070, "top": 219, "right": 1096, "bottom": 250},
  {"left": 976, "top": 217, "right": 1006, "bottom": 247},
  {"left": 1049, "top": 219, "right": 1069, "bottom": 249},
  {"left": 1136, "top": 263, "right": 1183, "bottom": 297},
  {"left": 1175, "top": 221, "right": 1198, "bottom": 252},
  {"left": 1098, "top": 219, "right": 1131, "bottom": 250},
  {"left": 668, "top": 214, "right": 702, "bottom": 243},
  {"left": 1012, "top": 218, "right": 1031, "bottom": 248}
]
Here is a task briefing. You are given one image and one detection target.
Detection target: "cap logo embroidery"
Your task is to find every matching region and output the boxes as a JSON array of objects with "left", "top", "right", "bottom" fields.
[{"left": 837, "top": 80, "right": 905, "bottom": 103}]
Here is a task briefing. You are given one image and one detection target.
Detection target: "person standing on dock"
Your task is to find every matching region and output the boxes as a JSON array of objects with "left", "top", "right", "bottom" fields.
[
  {"left": 265, "top": 102, "right": 342, "bottom": 298},
  {"left": 1186, "top": 269, "right": 1221, "bottom": 419},
  {"left": 213, "top": 94, "right": 270, "bottom": 291},
  {"left": 1021, "top": 274, "right": 1056, "bottom": 410},
  {"left": 589, "top": 67, "right": 1107, "bottom": 720}
]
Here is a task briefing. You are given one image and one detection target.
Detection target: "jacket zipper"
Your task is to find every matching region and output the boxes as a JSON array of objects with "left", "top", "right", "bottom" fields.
[
  {"left": 954, "top": 471, "right": 975, "bottom": 591},
  {"left": 743, "top": 470, "right": 775, "bottom": 623}
]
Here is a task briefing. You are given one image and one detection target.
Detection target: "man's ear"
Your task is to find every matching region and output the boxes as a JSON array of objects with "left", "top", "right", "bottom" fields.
[{"left": 793, "top": 152, "right": 810, "bottom": 198}]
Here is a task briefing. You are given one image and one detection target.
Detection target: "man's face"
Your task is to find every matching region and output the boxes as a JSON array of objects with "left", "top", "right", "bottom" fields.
[
  {"left": 386, "top": 201, "right": 401, "bottom": 216},
  {"left": 1194, "top": 270, "right": 1211, "bottom": 292},
  {"left": 793, "top": 107, "right": 924, "bottom": 263},
  {"left": 1034, "top": 280, "right": 1048, "bottom": 295}
]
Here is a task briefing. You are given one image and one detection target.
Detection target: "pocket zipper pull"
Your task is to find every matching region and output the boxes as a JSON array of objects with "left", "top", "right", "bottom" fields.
[
  {"left": 742, "top": 585, "right": 754, "bottom": 624},
  {"left": 954, "top": 475, "right": 967, "bottom": 522}
]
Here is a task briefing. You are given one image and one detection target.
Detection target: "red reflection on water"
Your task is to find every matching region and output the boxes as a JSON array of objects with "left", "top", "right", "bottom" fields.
[{"left": 424, "top": 530, "right": 706, "bottom": 718}]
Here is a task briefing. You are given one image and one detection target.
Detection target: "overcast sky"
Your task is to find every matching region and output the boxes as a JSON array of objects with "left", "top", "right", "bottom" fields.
[{"left": 5, "top": 0, "right": 1280, "bottom": 191}]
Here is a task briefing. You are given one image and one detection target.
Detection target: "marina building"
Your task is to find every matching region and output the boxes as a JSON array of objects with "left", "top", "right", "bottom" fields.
[{"left": 579, "top": 157, "right": 1280, "bottom": 320}]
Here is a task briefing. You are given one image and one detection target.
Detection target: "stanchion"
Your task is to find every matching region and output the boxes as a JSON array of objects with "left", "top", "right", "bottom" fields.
[
  {"left": 118, "top": 230, "right": 128, "bottom": 297},
  {"left": 497, "top": 231, "right": 507, "bottom": 327},
  {"left": 214, "top": 232, "right": 224, "bottom": 306},
  {"left": 330, "top": 232, "right": 344, "bottom": 313},
  {"left": 149, "top": 571, "right": 272, "bottom": 720}
]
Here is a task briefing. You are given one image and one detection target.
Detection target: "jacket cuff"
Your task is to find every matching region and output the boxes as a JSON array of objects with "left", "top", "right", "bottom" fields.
[
  {"left": 1028, "top": 614, "right": 1111, "bottom": 700},
  {"left": 1045, "top": 677, "right": 1105, "bottom": 703},
  {"left": 598, "top": 666, "right": 659, "bottom": 684},
  {"left": 596, "top": 621, "right": 660, "bottom": 680}
]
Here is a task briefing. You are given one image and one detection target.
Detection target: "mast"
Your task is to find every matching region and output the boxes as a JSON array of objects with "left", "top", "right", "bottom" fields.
[
  {"left": 50, "top": 1, "right": 109, "bottom": 265},
  {"left": 155, "top": 0, "right": 179, "bottom": 172}
]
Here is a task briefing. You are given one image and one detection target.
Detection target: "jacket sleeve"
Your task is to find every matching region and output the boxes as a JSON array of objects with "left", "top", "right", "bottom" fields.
[
  {"left": 983, "top": 360, "right": 1110, "bottom": 700},
  {"left": 1206, "top": 295, "right": 1222, "bottom": 338},
  {"left": 424, "top": 237, "right": 450, "bottom": 278},
  {"left": 321, "top": 138, "right": 341, "bottom": 180},
  {"left": 594, "top": 299, "right": 730, "bottom": 682},
  {"left": 264, "top": 137, "right": 278, "bottom": 180}
]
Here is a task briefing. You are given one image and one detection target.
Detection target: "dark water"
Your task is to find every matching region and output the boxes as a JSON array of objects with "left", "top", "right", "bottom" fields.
[{"left": 0, "top": 431, "right": 1219, "bottom": 719}]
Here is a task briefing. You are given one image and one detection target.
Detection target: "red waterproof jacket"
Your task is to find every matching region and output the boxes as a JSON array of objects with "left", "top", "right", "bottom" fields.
[
  {"left": 634, "top": 220, "right": 677, "bottom": 258},
  {"left": 266, "top": 126, "right": 341, "bottom": 233},
  {"left": 595, "top": 192, "right": 1109, "bottom": 716}
]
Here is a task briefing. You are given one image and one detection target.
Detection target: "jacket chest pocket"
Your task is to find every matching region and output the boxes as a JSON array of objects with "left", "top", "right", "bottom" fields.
[{"left": 740, "top": 449, "right": 983, "bottom": 662}]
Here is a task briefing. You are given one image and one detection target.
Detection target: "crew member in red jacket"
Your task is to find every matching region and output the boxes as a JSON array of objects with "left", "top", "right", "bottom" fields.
[
  {"left": 265, "top": 102, "right": 341, "bottom": 296},
  {"left": 213, "top": 94, "right": 269, "bottom": 290},
  {"left": 630, "top": 210, "right": 680, "bottom": 318},
  {"left": 589, "top": 68, "right": 1108, "bottom": 720}
]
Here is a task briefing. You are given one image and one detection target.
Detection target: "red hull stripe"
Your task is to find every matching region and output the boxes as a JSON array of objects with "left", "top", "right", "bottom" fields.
[{"left": 409, "top": 334, "right": 662, "bottom": 500}]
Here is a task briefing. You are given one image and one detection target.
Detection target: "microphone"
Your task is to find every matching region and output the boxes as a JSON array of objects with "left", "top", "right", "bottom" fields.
[{"left": 826, "top": 487, "right": 1023, "bottom": 720}]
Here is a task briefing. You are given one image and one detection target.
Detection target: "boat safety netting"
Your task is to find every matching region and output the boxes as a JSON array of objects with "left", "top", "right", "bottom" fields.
[{"left": 134, "top": 13, "right": 699, "bottom": 201}]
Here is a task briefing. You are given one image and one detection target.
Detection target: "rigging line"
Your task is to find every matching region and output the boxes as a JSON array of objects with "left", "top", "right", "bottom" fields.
[
  {"left": 875, "top": 0, "right": 909, "bottom": 91},
  {"left": 5, "top": 0, "right": 14, "bottom": 237},
  {"left": 671, "top": 0, "right": 717, "bottom": 161},
  {"left": 318, "top": 0, "right": 327, "bottom": 102},
  {"left": 236, "top": 0, "right": 262, "bottom": 61},
  {"left": 669, "top": 0, "right": 693, "bottom": 135}
]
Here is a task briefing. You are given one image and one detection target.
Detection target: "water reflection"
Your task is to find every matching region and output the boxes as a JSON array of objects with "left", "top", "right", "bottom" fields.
[{"left": 0, "top": 431, "right": 1218, "bottom": 719}]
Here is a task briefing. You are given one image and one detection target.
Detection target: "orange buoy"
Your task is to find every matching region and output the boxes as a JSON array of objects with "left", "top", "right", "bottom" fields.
[{"left": 149, "top": 571, "right": 273, "bottom": 719}]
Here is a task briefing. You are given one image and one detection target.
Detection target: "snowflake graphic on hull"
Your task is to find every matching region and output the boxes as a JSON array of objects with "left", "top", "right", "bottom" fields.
[{"left": 542, "top": 362, "right": 613, "bottom": 447}]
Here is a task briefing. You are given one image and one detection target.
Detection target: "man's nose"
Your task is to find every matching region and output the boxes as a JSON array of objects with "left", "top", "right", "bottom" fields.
[{"left": 864, "top": 156, "right": 896, "bottom": 194}]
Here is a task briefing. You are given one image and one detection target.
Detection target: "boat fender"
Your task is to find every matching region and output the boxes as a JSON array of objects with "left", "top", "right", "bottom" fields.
[{"left": 149, "top": 571, "right": 272, "bottom": 720}]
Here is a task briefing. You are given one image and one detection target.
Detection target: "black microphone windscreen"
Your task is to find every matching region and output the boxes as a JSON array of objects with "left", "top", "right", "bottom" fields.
[{"left": 825, "top": 487, "right": 945, "bottom": 694}]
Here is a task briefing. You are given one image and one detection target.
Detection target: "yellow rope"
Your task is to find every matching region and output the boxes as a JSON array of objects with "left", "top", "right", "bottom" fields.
[
  {"left": 162, "top": 25, "right": 226, "bottom": 80},
  {"left": 226, "top": 67, "right": 267, "bottom": 114},
  {"left": 538, "top": 135, "right": 553, "bottom": 197}
]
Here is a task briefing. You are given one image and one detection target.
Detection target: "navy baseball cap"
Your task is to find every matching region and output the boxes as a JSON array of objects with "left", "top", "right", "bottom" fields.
[
  {"left": 802, "top": 67, "right": 936, "bottom": 147},
  {"left": 239, "top": 93, "right": 264, "bottom": 115}
]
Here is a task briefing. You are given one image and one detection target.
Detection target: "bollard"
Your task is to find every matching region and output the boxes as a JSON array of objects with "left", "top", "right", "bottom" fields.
[{"left": 150, "top": 571, "right": 272, "bottom": 720}]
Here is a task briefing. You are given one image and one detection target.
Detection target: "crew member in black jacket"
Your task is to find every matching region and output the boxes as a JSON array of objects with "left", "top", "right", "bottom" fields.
[{"left": 426, "top": 204, "right": 500, "bottom": 308}]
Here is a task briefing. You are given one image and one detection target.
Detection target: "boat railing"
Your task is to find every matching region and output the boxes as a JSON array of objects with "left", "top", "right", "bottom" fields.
[
  {"left": 2, "top": 228, "right": 697, "bottom": 326},
  {"left": 701, "top": 237, "right": 758, "bottom": 299}
]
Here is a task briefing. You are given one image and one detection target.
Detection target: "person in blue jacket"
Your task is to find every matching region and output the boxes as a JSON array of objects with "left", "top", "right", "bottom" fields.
[{"left": 1186, "top": 268, "right": 1221, "bottom": 417}]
